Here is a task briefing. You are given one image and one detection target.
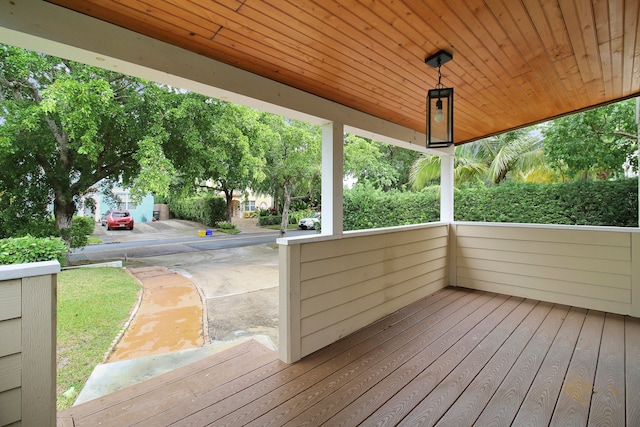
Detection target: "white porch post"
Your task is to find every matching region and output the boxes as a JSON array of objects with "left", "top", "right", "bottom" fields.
[
  {"left": 321, "top": 122, "right": 344, "bottom": 235},
  {"left": 636, "top": 97, "right": 639, "bottom": 227},
  {"left": 440, "top": 153, "right": 455, "bottom": 222}
]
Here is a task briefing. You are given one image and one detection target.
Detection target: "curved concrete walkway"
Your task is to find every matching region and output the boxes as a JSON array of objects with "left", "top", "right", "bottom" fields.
[{"left": 107, "top": 266, "right": 205, "bottom": 362}]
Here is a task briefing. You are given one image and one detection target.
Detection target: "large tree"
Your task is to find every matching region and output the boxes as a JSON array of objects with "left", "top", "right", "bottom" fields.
[
  {"left": 543, "top": 99, "right": 638, "bottom": 180},
  {"left": 255, "top": 116, "right": 321, "bottom": 235},
  {"left": 161, "top": 93, "right": 268, "bottom": 221},
  {"left": 344, "top": 134, "right": 420, "bottom": 191},
  {"left": 0, "top": 45, "right": 168, "bottom": 240}
]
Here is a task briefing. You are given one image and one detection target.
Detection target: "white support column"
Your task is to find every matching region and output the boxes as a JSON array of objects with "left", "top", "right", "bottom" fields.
[
  {"left": 440, "top": 153, "right": 455, "bottom": 222},
  {"left": 321, "top": 122, "right": 344, "bottom": 235},
  {"left": 636, "top": 98, "right": 639, "bottom": 227}
]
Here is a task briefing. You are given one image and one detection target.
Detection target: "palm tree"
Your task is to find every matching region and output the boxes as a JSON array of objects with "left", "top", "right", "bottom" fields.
[
  {"left": 410, "top": 128, "right": 554, "bottom": 189},
  {"left": 409, "top": 143, "right": 488, "bottom": 189}
]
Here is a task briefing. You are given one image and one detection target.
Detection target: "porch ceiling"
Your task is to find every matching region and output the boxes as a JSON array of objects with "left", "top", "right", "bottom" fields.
[{"left": 46, "top": 0, "right": 640, "bottom": 145}]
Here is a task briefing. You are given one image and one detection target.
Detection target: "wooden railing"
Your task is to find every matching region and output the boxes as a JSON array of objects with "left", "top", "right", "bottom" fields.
[
  {"left": 451, "top": 222, "right": 640, "bottom": 318},
  {"left": 0, "top": 261, "right": 59, "bottom": 427},
  {"left": 278, "top": 223, "right": 449, "bottom": 363},
  {"left": 279, "top": 222, "right": 640, "bottom": 363}
]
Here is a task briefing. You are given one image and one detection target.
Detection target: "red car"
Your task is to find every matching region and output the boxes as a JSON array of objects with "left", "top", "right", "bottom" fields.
[{"left": 104, "top": 210, "right": 134, "bottom": 230}]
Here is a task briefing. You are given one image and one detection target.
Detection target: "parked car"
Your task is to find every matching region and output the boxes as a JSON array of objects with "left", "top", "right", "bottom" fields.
[
  {"left": 104, "top": 210, "right": 134, "bottom": 230},
  {"left": 100, "top": 210, "right": 112, "bottom": 227},
  {"left": 298, "top": 212, "right": 320, "bottom": 230}
]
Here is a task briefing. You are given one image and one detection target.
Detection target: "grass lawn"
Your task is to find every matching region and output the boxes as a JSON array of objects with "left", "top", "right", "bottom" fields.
[{"left": 56, "top": 267, "right": 140, "bottom": 410}]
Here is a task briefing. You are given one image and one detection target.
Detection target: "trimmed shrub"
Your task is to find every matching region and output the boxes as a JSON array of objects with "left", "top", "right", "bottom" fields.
[
  {"left": 168, "top": 195, "right": 227, "bottom": 227},
  {"left": 217, "top": 222, "right": 240, "bottom": 234},
  {"left": 64, "top": 216, "right": 95, "bottom": 249},
  {"left": 0, "top": 236, "right": 67, "bottom": 266},
  {"left": 0, "top": 215, "right": 95, "bottom": 250},
  {"left": 455, "top": 179, "right": 638, "bottom": 227},
  {"left": 344, "top": 185, "right": 440, "bottom": 230},
  {"left": 342, "top": 179, "right": 638, "bottom": 230},
  {"left": 258, "top": 215, "right": 298, "bottom": 226}
]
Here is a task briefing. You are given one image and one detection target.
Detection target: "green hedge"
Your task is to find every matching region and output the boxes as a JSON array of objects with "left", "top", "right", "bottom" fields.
[
  {"left": 168, "top": 195, "right": 227, "bottom": 227},
  {"left": 0, "top": 215, "right": 96, "bottom": 250},
  {"left": 344, "top": 185, "right": 440, "bottom": 230},
  {"left": 258, "top": 215, "right": 298, "bottom": 226},
  {"left": 455, "top": 179, "right": 638, "bottom": 227},
  {"left": 343, "top": 179, "right": 638, "bottom": 230},
  {"left": 0, "top": 236, "right": 67, "bottom": 266}
]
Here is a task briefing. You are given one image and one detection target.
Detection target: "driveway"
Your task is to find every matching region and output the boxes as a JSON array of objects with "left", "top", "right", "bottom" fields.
[{"left": 110, "top": 218, "right": 281, "bottom": 348}]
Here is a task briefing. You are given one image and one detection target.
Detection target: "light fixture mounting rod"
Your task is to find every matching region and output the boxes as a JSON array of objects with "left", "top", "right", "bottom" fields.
[{"left": 425, "top": 50, "right": 453, "bottom": 68}]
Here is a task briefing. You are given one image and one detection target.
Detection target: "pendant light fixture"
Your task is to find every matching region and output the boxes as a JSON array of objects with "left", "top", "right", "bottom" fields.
[{"left": 425, "top": 50, "right": 454, "bottom": 148}]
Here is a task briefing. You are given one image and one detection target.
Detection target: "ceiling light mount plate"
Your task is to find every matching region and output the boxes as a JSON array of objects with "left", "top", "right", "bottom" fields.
[{"left": 425, "top": 50, "right": 453, "bottom": 68}]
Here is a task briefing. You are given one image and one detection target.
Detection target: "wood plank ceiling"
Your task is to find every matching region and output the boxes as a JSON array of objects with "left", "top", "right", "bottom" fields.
[{"left": 47, "top": 0, "right": 640, "bottom": 145}]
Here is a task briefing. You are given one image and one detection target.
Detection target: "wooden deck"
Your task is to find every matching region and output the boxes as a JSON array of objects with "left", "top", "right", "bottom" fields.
[{"left": 58, "top": 287, "right": 640, "bottom": 426}]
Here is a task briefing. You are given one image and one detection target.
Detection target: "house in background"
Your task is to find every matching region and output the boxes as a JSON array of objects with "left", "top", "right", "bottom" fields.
[
  {"left": 93, "top": 186, "right": 155, "bottom": 224},
  {"left": 231, "top": 191, "right": 273, "bottom": 218},
  {"left": 64, "top": 185, "right": 154, "bottom": 224}
]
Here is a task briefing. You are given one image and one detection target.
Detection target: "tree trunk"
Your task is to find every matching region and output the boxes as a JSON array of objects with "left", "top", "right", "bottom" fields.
[
  {"left": 223, "top": 189, "right": 234, "bottom": 222},
  {"left": 53, "top": 193, "right": 76, "bottom": 249},
  {"left": 280, "top": 184, "right": 291, "bottom": 237},
  {"left": 273, "top": 188, "right": 281, "bottom": 215}
]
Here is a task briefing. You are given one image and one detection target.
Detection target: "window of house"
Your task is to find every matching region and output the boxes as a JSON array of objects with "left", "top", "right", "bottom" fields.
[
  {"left": 244, "top": 200, "right": 256, "bottom": 212},
  {"left": 116, "top": 192, "right": 137, "bottom": 210}
]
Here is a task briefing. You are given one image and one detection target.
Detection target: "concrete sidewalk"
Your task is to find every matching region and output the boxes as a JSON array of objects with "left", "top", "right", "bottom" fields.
[{"left": 108, "top": 266, "right": 205, "bottom": 362}]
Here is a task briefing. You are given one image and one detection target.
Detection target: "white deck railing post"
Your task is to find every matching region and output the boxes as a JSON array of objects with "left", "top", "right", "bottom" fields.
[
  {"left": 440, "top": 152, "right": 454, "bottom": 223},
  {"left": 321, "top": 122, "right": 344, "bottom": 236}
]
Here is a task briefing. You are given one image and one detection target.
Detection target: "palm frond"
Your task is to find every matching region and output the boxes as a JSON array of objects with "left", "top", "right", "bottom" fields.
[{"left": 409, "top": 154, "right": 440, "bottom": 190}]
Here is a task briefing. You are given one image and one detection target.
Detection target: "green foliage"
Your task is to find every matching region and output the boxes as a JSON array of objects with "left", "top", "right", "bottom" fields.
[
  {"left": 543, "top": 99, "right": 638, "bottom": 179},
  {"left": 0, "top": 45, "right": 171, "bottom": 242},
  {"left": 344, "top": 135, "right": 419, "bottom": 191},
  {"left": 168, "top": 195, "right": 227, "bottom": 227},
  {"left": 289, "top": 210, "right": 317, "bottom": 223},
  {"left": 455, "top": 179, "right": 638, "bottom": 226},
  {"left": 257, "top": 208, "right": 272, "bottom": 217},
  {"left": 67, "top": 216, "right": 95, "bottom": 249},
  {"left": 344, "top": 184, "right": 440, "bottom": 230},
  {"left": 162, "top": 94, "right": 269, "bottom": 220},
  {"left": 0, "top": 215, "right": 95, "bottom": 250},
  {"left": 0, "top": 214, "right": 57, "bottom": 240},
  {"left": 253, "top": 117, "right": 321, "bottom": 232},
  {"left": 0, "top": 236, "right": 67, "bottom": 265},
  {"left": 258, "top": 215, "right": 298, "bottom": 226},
  {"left": 343, "top": 179, "right": 638, "bottom": 230},
  {"left": 217, "top": 222, "right": 240, "bottom": 234},
  {"left": 217, "top": 222, "right": 236, "bottom": 230},
  {"left": 410, "top": 128, "right": 551, "bottom": 190}
]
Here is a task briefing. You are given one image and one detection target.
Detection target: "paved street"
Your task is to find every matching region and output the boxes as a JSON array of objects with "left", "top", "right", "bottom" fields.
[{"left": 70, "top": 218, "right": 312, "bottom": 262}]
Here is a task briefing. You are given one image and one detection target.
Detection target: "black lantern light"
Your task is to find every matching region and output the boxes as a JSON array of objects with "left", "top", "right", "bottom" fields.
[{"left": 425, "top": 50, "right": 453, "bottom": 148}]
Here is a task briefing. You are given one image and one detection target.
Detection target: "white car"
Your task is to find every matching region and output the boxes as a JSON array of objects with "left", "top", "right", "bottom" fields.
[{"left": 298, "top": 213, "right": 320, "bottom": 230}]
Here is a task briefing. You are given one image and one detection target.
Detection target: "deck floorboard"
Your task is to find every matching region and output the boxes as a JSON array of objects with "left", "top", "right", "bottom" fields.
[{"left": 57, "top": 287, "right": 640, "bottom": 426}]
